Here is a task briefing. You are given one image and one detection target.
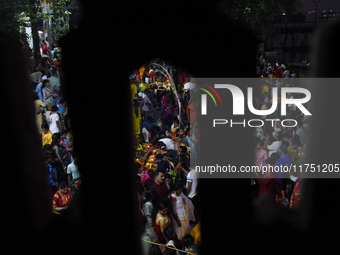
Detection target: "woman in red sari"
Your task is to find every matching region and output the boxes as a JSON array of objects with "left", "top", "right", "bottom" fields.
[{"left": 52, "top": 181, "right": 73, "bottom": 212}]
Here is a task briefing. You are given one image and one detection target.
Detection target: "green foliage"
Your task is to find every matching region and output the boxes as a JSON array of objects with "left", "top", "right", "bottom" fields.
[
  {"left": 0, "top": 0, "right": 79, "bottom": 44},
  {"left": 0, "top": 0, "right": 30, "bottom": 42},
  {"left": 51, "top": 16, "right": 68, "bottom": 43},
  {"left": 217, "top": 0, "right": 304, "bottom": 37}
]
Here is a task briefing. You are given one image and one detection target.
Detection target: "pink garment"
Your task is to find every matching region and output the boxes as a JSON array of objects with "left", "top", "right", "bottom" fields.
[
  {"left": 254, "top": 148, "right": 268, "bottom": 169},
  {"left": 59, "top": 140, "right": 72, "bottom": 158},
  {"left": 141, "top": 172, "right": 151, "bottom": 185}
]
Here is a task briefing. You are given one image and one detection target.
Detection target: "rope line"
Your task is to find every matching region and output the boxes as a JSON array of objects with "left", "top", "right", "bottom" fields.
[
  {"left": 52, "top": 211, "right": 197, "bottom": 254},
  {"left": 141, "top": 239, "right": 197, "bottom": 255}
]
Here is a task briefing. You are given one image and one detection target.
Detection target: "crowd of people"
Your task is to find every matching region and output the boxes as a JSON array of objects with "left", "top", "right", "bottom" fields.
[
  {"left": 131, "top": 60, "right": 201, "bottom": 255},
  {"left": 256, "top": 55, "right": 300, "bottom": 79},
  {"left": 252, "top": 55, "right": 310, "bottom": 208},
  {"left": 28, "top": 39, "right": 81, "bottom": 214},
  {"left": 26, "top": 42, "right": 309, "bottom": 253}
]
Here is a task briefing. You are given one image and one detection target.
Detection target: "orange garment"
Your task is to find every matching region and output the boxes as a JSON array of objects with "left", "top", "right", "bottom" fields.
[
  {"left": 186, "top": 104, "right": 196, "bottom": 123},
  {"left": 53, "top": 58, "right": 61, "bottom": 68}
]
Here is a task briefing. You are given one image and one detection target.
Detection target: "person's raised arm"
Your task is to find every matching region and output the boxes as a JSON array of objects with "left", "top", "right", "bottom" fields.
[{"left": 186, "top": 181, "right": 192, "bottom": 196}]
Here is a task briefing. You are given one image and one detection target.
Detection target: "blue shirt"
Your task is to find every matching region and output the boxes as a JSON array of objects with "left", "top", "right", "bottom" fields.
[
  {"left": 46, "top": 163, "right": 56, "bottom": 187},
  {"left": 53, "top": 97, "right": 62, "bottom": 106},
  {"left": 141, "top": 120, "right": 157, "bottom": 133},
  {"left": 36, "top": 82, "right": 43, "bottom": 101},
  {"left": 276, "top": 154, "right": 291, "bottom": 178},
  {"left": 59, "top": 106, "right": 66, "bottom": 115},
  {"left": 157, "top": 160, "right": 170, "bottom": 174}
]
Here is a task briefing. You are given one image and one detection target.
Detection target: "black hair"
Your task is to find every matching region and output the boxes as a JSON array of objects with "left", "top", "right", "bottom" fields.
[
  {"left": 154, "top": 169, "right": 163, "bottom": 178},
  {"left": 51, "top": 133, "right": 61, "bottom": 147},
  {"left": 147, "top": 169, "right": 154, "bottom": 180},
  {"left": 71, "top": 151, "right": 77, "bottom": 159},
  {"left": 152, "top": 125, "right": 161, "bottom": 132},
  {"left": 182, "top": 234, "right": 195, "bottom": 248},
  {"left": 63, "top": 113, "right": 70, "bottom": 132},
  {"left": 257, "top": 139, "right": 264, "bottom": 147},
  {"left": 162, "top": 227, "right": 181, "bottom": 249},
  {"left": 52, "top": 105, "right": 58, "bottom": 112},
  {"left": 270, "top": 153, "right": 280, "bottom": 163},
  {"left": 41, "top": 79, "right": 49, "bottom": 95},
  {"left": 157, "top": 202, "right": 167, "bottom": 211},
  {"left": 293, "top": 134, "right": 300, "bottom": 142},
  {"left": 180, "top": 146, "right": 187, "bottom": 153},
  {"left": 59, "top": 181, "right": 67, "bottom": 189},
  {"left": 43, "top": 153, "right": 53, "bottom": 161},
  {"left": 157, "top": 141, "right": 166, "bottom": 149},
  {"left": 292, "top": 139, "right": 301, "bottom": 146},
  {"left": 277, "top": 132, "right": 283, "bottom": 141},
  {"left": 264, "top": 156, "right": 276, "bottom": 165},
  {"left": 41, "top": 122, "right": 49, "bottom": 129},
  {"left": 156, "top": 154, "right": 163, "bottom": 160},
  {"left": 43, "top": 144, "right": 53, "bottom": 154},
  {"left": 297, "top": 121, "right": 303, "bottom": 127},
  {"left": 143, "top": 189, "right": 156, "bottom": 203},
  {"left": 282, "top": 140, "right": 289, "bottom": 148},
  {"left": 42, "top": 79, "right": 50, "bottom": 86},
  {"left": 59, "top": 98, "right": 65, "bottom": 105},
  {"left": 60, "top": 129, "right": 67, "bottom": 136},
  {"left": 174, "top": 182, "right": 184, "bottom": 191},
  {"left": 164, "top": 173, "right": 172, "bottom": 182}
]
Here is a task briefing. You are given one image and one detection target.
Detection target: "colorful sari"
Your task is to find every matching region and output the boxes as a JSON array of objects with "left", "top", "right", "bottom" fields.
[
  {"left": 161, "top": 96, "right": 173, "bottom": 116},
  {"left": 68, "top": 177, "right": 81, "bottom": 196},
  {"left": 154, "top": 212, "right": 172, "bottom": 243},
  {"left": 132, "top": 106, "right": 141, "bottom": 136},
  {"left": 171, "top": 192, "right": 195, "bottom": 240},
  {"left": 162, "top": 96, "right": 173, "bottom": 127},
  {"left": 290, "top": 178, "right": 301, "bottom": 209},
  {"left": 190, "top": 221, "right": 201, "bottom": 246},
  {"left": 52, "top": 188, "right": 73, "bottom": 209}
]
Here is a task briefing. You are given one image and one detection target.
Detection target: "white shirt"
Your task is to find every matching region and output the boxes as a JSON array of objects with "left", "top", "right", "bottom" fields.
[
  {"left": 142, "top": 96, "right": 150, "bottom": 112},
  {"left": 158, "top": 138, "right": 175, "bottom": 150},
  {"left": 284, "top": 70, "right": 290, "bottom": 78},
  {"left": 186, "top": 170, "right": 198, "bottom": 199},
  {"left": 171, "top": 123, "right": 175, "bottom": 132},
  {"left": 30, "top": 72, "right": 42, "bottom": 83},
  {"left": 49, "top": 113, "right": 60, "bottom": 134},
  {"left": 267, "top": 141, "right": 282, "bottom": 157},
  {"left": 67, "top": 162, "right": 81, "bottom": 179}
]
